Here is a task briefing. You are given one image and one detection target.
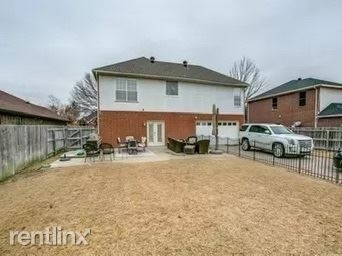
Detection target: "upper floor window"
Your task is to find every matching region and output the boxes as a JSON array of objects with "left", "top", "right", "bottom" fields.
[
  {"left": 233, "top": 89, "right": 242, "bottom": 107},
  {"left": 299, "top": 91, "right": 306, "bottom": 106},
  {"left": 116, "top": 79, "right": 137, "bottom": 102},
  {"left": 166, "top": 81, "right": 178, "bottom": 95},
  {"left": 272, "top": 97, "right": 278, "bottom": 109}
]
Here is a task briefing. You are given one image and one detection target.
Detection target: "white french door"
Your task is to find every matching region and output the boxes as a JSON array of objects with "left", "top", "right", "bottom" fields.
[{"left": 147, "top": 121, "right": 165, "bottom": 146}]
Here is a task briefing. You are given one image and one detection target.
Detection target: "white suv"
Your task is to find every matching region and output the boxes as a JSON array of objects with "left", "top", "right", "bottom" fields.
[{"left": 239, "top": 123, "right": 314, "bottom": 157}]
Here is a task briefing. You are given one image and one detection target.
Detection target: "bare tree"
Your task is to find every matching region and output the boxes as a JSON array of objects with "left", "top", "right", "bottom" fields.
[
  {"left": 229, "top": 57, "right": 268, "bottom": 102},
  {"left": 47, "top": 95, "right": 80, "bottom": 123},
  {"left": 47, "top": 95, "right": 63, "bottom": 114},
  {"left": 71, "top": 73, "right": 97, "bottom": 116}
]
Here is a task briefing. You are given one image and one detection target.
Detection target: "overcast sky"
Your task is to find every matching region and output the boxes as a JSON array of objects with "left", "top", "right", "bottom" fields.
[{"left": 1, "top": 0, "right": 342, "bottom": 105}]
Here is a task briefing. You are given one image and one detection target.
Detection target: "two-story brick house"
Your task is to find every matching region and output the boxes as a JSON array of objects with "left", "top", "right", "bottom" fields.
[
  {"left": 248, "top": 78, "right": 342, "bottom": 127},
  {"left": 93, "top": 57, "right": 247, "bottom": 146}
]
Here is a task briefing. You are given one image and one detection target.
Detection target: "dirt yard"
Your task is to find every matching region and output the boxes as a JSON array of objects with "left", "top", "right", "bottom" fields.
[{"left": 0, "top": 155, "right": 342, "bottom": 255}]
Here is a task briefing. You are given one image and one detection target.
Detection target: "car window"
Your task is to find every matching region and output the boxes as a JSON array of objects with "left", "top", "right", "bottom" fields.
[
  {"left": 249, "top": 125, "right": 260, "bottom": 133},
  {"left": 240, "top": 125, "right": 249, "bottom": 132},
  {"left": 259, "top": 126, "right": 271, "bottom": 134},
  {"left": 270, "top": 126, "right": 293, "bottom": 134}
]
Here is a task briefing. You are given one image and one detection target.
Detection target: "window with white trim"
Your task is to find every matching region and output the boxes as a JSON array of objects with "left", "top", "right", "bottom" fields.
[
  {"left": 115, "top": 79, "right": 137, "bottom": 102},
  {"left": 234, "top": 89, "right": 242, "bottom": 107},
  {"left": 166, "top": 81, "right": 178, "bottom": 95}
]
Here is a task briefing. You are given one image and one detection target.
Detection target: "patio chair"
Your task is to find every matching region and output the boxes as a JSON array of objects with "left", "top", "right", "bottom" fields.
[
  {"left": 184, "top": 136, "right": 198, "bottom": 154},
  {"left": 99, "top": 143, "right": 115, "bottom": 161},
  {"left": 117, "top": 137, "right": 127, "bottom": 153},
  {"left": 186, "top": 136, "right": 197, "bottom": 145},
  {"left": 138, "top": 137, "right": 147, "bottom": 152},
  {"left": 127, "top": 140, "right": 138, "bottom": 155},
  {"left": 83, "top": 143, "right": 100, "bottom": 162}
]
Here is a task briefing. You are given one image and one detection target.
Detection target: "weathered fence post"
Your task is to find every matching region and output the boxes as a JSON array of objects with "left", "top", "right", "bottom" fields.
[
  {"left": 52, "top": 130, "right": 56, "bottom": 156},
  {"left": 63, "top": 127, "right": 67, "bottom": 151},
  {"left": 326, "top": 130, "right": 329, "bottom": 149},
  {"left": 238, "top": 139, "right": 241, "bottom": 157}
]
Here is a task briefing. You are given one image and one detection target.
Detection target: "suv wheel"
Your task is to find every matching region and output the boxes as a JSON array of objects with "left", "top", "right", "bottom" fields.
[
  {"left": 241, "top": 139, "right": 250, "bottom": 151},
  {"left": 273, "top": 143, "right": 284, "bottom": 158}
]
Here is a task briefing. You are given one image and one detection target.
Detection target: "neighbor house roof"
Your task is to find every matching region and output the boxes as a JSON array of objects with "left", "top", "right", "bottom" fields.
[
  {"left": 0, "top": 90, "right": 68, "bottom": 122},
  {"left": 318, "top": 103, "right": 342, "bottom": 118},
  {"left": 93, "top": 57, "right": 247, "bottom": 87},
  {"left": 79, "top": 111, "right": 97, "bottom": 125},
  {"left": 249, "top": 78, "right": 342, "bottom": 102}
]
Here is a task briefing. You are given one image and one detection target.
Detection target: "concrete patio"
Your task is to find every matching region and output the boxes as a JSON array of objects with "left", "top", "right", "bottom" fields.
[{"left": 49, "top": 146, "right": 223, "bottom": 168}]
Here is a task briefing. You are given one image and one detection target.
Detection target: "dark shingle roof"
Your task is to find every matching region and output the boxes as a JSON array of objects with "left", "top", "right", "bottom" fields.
[
  {"left": 318, "top": 103, "right": 342, "bottom": 117},
  {"left": 93, "top": 57, "right": 247, "bottom": 87},
  {"left": 0, "top": 90, "right": 68, "bottom": 122},
  {"left": 250, "top": 78, "right": 342, "bottom": 101}
]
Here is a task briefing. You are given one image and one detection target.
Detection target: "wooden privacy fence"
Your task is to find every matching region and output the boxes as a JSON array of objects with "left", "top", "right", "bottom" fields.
[
  {"left": 292, "top": 127, "right": 342, "bottom": 149},
  {"left": 0, "top": 125, "right": 95, "bottom": 181}
]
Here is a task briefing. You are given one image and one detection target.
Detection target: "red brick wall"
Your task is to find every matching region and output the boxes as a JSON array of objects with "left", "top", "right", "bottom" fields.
[
  {"left": 317, "top": 117, "right": 342, "bottom": 127},
  {"left": 99, "top": 111, "right": 244, "bottom": 146},
  {"left": 248, "top": 89, "right": 316, "bottom": 127}
]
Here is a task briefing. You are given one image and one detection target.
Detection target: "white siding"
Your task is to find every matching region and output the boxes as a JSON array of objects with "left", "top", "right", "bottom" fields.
[
  {"left": 99, "top": 75, "right": 244, "bottom": 114},
  {"left": 319, "top": 87, "right": 342, "bottom": 111}
]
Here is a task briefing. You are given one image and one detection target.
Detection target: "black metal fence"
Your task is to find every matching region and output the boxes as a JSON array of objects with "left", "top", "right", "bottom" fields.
[{"left": 196, "top": 135, "right": 342, "bottom": 185}]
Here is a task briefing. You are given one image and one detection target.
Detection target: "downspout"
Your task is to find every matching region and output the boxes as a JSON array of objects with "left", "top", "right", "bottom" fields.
[
  {"left": 94, "top": 71, "right": 100, "bottom": 134},
  {"left": 246, "top": 100, "right": 249, "bottom": 123},
  {"left": 314, "top": 85, "right": 319, "bottom": 128}
]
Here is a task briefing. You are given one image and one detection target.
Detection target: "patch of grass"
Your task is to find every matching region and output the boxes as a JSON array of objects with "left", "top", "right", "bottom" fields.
[
  {"left": 0, "top": 153, "right": 62, "bottom": 185},
  {"left": 1, "top": 157, "right": 342, "bottom": 255}
]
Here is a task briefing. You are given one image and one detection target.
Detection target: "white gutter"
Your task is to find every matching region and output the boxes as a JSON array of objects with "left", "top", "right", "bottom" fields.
[
  {"left": 320, "top": 84, "right": 342, "bottom": 89},
  {"left": 248, "top": 85, "right": 316, "bottom": 102},
  {"left": 248, "top": 83, "right": 342, "bottom": 102},
  {"left": 93, "top": 70, "right": 248, "bottom": 88},
  {"left": 317, "top": 114, "right": 342, "bottom": 118}
]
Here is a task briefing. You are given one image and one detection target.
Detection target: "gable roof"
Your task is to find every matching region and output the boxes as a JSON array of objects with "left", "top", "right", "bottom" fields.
[
  {"left": 0, "top": 90, "right": 68, "bottom": 122},
  {"left": 93, "top": 57, "right": 247, "bottom": 87},
  {"left": 318, "top": 103, "right": 342, "bottom": 117},
  {"left": 249, "top": 78, "right": 342, "bottom": 102}
]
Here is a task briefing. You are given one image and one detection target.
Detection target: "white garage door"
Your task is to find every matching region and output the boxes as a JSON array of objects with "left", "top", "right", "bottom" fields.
[{"left": 196, "top": 120, "right": 239, "bottom": 139}]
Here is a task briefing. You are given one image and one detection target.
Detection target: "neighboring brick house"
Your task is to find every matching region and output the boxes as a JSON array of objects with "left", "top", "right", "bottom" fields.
[
  {"left": 93, "top": 57, "right": 247, "bottom": 146},
  {"left": 317, "top": 103, "right": 342, "bottom": 127},
  {"left": 0, "top": 90, "right": 68, "bottom": 125},
  {"left": 248, "top": 78, "right": 342, "bottom": 127}
]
